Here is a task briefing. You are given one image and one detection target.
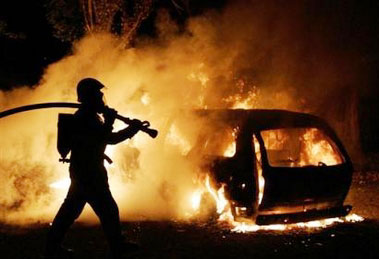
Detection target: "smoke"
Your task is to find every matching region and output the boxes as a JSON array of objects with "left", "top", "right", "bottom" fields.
[{"left": 0, "top": 0, "right": 363, "bottom": 224}]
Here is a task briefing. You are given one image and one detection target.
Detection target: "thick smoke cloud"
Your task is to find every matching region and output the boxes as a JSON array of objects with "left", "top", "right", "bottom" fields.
[{"left": 0, "top": 0, "right": 364, "bottom": 224}]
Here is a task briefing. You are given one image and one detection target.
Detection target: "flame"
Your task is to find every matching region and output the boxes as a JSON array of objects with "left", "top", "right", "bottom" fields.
[
  {"left": 0, "top": 0, "right": 366, "bottom": 227},
  {"left": 300, "top": 128, "right": 343, "bottom": 166},
  {"left": 224, "top": 84, "right": 259, "bottom": 109},
  {"left": 49, "top": 178, "right": 71, "bottom": 190},
  {"left": 0, "top": 26, "right": 359, "bottom": 226},
  {"left": 223, "top": 127, "right": 238, "bottom": 157},
  {"left": 231, "top": 214, "right": 364, "bottom": 233},
  {"left": 223, "top": 141, "right": 236, "bottom": 157},
  {"left": 167, "top": 125, "right": 192, "bottom": 155},
  {"left": 182, "top": 124, "right": 363, "bottom": 233},
  {"left": 261, "top": 128, "right": 343, "bottom": 167},
  {"left": 0, "top": 4, "right": 301, "bottom": 225},
  {"left": 190, "top": 189, "right": 203, "bottom": 211},
  {"left": 253, "top": 135, "right": 265, "bottom": 205},
  {"left": 141, "top": 92, "right": 151, "bottom": 106},
  {"left": 194, "top": 130, "right": 359, "bottom": 232},
  {"left": 205, "top": 175, "right": 229, "bottom": 214}
]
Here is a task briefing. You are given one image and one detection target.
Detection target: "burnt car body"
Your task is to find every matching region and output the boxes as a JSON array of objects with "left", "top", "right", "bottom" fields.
[{"left": 194, "top": 109, "right": 353, "bottom": 225}]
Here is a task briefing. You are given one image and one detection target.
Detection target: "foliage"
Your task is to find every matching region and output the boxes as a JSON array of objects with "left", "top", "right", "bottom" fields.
[
  {"left": 45, "top": 0, "right": 85, "bottom": 42},
  {"left": 45, "top": 0, "right": 155, "bottom": 43}
]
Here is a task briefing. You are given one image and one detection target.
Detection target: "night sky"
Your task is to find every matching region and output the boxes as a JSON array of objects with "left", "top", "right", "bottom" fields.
[{"left": 0, "top": 1, "right": 69, "bottom": 89}]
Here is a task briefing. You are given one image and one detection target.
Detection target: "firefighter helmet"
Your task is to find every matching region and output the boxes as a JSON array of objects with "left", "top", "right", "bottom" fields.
[{"left": 76, "top": 78, "right": 105, "bottom": 103}]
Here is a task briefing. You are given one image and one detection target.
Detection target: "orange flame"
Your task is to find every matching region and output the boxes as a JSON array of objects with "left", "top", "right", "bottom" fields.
[{"left": 261, "top": 128, "right": 343, "bottom": 167}]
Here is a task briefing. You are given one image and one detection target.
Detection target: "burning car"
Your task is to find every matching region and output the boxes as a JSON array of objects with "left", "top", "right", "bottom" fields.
[{"left": 193, "top": 109, "right": 353, "bottom": 225}]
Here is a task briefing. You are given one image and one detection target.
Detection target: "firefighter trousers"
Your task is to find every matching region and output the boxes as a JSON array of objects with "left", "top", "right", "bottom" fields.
[{"left": 46, "top": 180, "right": 122, "bottom": 257}]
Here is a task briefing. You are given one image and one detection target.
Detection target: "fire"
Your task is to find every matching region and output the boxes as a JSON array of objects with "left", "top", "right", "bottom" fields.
[
  {"left": 0, "top": 23, "right": 360, "bottom": 226},
  {"left": 223, "top": 127, "right": 238, "bottom": 157},
  {"left": 49, "top": 178, "right": 71, "bottom": 190},
  {"left": 190, "top": 190, "right": 203, "bottom": 211},
  {"left": 0, "top": 0, "right": 368, "bottom": 230},
  {"left": 261, "top": 128, "right": 343, "bottom": 167},
  {"left": 223, "top": 141, "right": 236, "bottom": 157},
  {"left": 205, "top": 175, "right": 229, "bottom": 214},
  {"left": 141, "top": 92, "right": 151, "bottom": 106},
  {"left": 300, "top": 128, "right": 343, "bottom": 166},
  {"left": 231, "top": 214, "right": 364, "bottom": 233},
  {"left": 167, "top": 125, "right": 192, "bottom": 155},
  {"left": 253, "top": 135, "right": 265, "bottom": 205},
  {"left": 184, "top": 124, "right": 362, "bottom": 232},
  {"left": 44, "top": 86, "right": 360, "bottom": 231}
]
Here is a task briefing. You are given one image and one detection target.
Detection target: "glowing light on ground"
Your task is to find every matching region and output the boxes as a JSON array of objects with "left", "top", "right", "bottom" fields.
[{"left": 230, "top": 214, "right": 364, "bottom": 233}]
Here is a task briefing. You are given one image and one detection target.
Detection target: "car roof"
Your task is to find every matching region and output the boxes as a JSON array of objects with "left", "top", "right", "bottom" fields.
[
  {"left": 194, "top": 109, "right": 326, "bottom": 131},
  {"left": 194, "top": 109, "right": 351, "bottom": 163}
]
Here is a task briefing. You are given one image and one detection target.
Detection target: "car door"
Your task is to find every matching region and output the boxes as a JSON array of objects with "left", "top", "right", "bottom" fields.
[{"left": 256, "top": 127, "right": 351, "bottom": 212}]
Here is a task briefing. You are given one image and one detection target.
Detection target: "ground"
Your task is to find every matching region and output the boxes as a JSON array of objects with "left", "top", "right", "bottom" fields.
[{"left": 1, "top": 171, "right": 378, "bottom": 259}]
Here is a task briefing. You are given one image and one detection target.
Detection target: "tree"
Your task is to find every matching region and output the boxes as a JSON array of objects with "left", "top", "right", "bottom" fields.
[{"left": 46, "top": 0, "right": 155, "bottom": 44}]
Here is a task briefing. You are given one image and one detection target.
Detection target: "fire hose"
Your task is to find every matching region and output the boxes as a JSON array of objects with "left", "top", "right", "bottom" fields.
[{"left": 0, "top": 102, "right": 158, "bottom": 138}]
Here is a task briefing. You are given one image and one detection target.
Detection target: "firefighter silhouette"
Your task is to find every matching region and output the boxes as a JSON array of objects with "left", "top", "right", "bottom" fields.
[{"left": 45, "top": 78, "right": 142, "bottom": 259}]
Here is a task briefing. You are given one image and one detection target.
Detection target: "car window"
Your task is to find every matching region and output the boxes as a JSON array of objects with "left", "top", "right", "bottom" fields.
[{"left": 260, "top": 128, "right": 344, "bottom": 167}]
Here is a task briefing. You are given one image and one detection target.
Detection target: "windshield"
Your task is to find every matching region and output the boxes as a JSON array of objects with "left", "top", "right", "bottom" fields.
[{"left": 260, "top": 128, "right": 344, "bottom": 167}]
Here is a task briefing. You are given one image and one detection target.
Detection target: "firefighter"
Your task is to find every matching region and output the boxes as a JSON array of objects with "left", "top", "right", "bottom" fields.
[{"left": 44, "top": 78, "right": 142, "bottom": 259}]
